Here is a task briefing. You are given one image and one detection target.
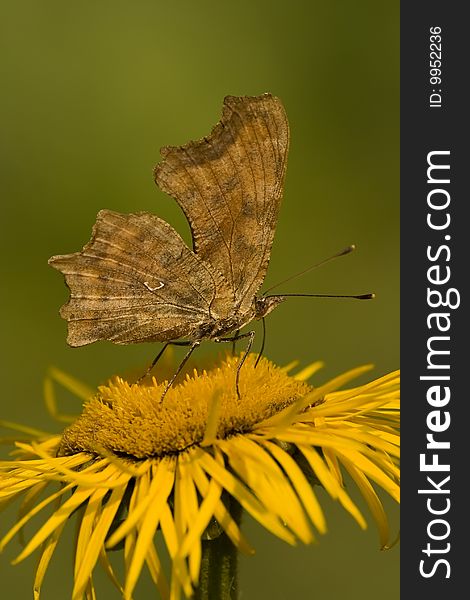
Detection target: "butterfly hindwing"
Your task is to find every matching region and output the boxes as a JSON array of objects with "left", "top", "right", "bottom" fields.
[{"left": 49, "top": 209, "right": 228, "bottom": 345}]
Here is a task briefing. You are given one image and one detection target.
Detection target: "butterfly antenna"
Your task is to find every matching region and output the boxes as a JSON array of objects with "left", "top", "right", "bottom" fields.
[
  {"left": 263, "top": 244, "right": 357, "bottom": 295},
  {"left": 274, "top": 292, "right": 375, "bottom": 300}
]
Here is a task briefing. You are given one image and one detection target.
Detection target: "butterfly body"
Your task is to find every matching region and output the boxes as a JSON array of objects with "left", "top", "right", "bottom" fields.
[
  {"left": 49, "top": 94, "right": 289, "bottom": 350},
  {"left": 193, "top": 295, "right": 286, "bottom": 342}
]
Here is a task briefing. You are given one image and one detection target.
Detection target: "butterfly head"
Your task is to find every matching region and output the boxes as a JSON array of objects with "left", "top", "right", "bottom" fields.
[{"left": 254, "top": 295, "right": 286, "bottom": 320}]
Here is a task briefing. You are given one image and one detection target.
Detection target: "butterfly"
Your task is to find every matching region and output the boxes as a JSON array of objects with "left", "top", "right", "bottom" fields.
[{"left": 49, "top": 94, "right": 291, "bottom": 395}]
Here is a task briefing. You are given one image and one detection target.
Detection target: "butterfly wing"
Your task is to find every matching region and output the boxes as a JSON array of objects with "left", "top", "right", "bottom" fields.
[
  {"left": 49, "top": 209, "right": 227, "bottom": 346},
  {"left": 154, "top": 94, "right": 289, "bottom": 314}
]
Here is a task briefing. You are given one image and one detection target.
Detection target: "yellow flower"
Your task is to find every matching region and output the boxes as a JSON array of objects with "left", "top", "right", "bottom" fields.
[{"left": 0, "top": 355, "right": 400, "bottom": 600}]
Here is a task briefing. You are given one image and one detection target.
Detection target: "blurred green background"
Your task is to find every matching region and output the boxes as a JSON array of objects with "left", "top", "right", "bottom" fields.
[{"left": 0, "top": 1, "right": 399, "bottom": 598}]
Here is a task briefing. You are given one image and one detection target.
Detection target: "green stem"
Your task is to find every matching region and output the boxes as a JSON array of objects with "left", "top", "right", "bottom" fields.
[{"left": 194, "top": 501, "right": 242, "bottom": 600}]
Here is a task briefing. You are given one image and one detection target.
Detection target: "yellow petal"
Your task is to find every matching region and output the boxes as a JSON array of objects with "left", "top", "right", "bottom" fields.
[
  {"left": 0, "top": 419, "right": 51, "bottom": 438},
  {"left": 12, "top": 485, "right": 94, "bottom": 563},
  {"left": 262, "top": 440, "right": 327, "bottom": 534},
  {"left": 201, "top": 389, "right": 223, "bottom": 447},
  {"left": 220, "top": 437, "right": 312, "bottom": 544},
  {"left": 121, "top": 474, "right": 145, "bottom": 598},
  {"left": 106, "top": 474, "right": 158, "bottom": 549},
  {"left": 29, "top": 446, "right": 125, "bottom": 489},
  {"left": 322, "top": 448, "right": 343, "bottom": 485},
  {"left": 17, "top": 481, "right": 49, "bottom": 546},
  {"left": 124, "top": 459, "right": 175, "bottom": 599},
  {"left": 73, "top": 482, "right": 129, "bottom": 599},
  {"left": 160, "top": 503, "right": 192, "bottom": 598},
  {"left": 189, "top": 458, "right": 254, "bottom": 555},
  {"left": 178, "top": 462, "right": 222, "bottom": 559},
  {"left": 1, "top": 482, "right": 75, "bottom": 553},
  {"left": 33, "top": 513, "right": 67, "bottom": 599},
  {"left": 75, "top": 494, "right": 98, "bottom": 579},
  {"left": 46, "top": 366, "right": 95, "bottom": 402},
  {"left": 298, "top": 445, "right": 367, "bottom": 529},
  {"left": 98, "top": 547, "right": 124, "bottom": 595},
  {"left": 258, "top": 365, "right": 374, "bottom": 430},
  {"left": 43, "top": 376, "right": 78, "bottom": 424},
  {"left": 281, "top": 360, "right": 300, "bottom": 373},
  {"left": 84, "top": 577, "right": 97, "bottom": 600},
  {"left": 176, "top": 459, "right": 202, "bottom": 583},
  {"left": 319, "top": 426, "right": 400, "bottom": 459},
  {"left": 335, "top": 449, "right": 400, "bottom": 502},
  {"left": 293, "top": 361, "right": 324, "bottom": 381},
  {"left": 196, "top": 447, "right": 296, "bottom": 545},
  {"left": 341, "top": 458, "right": 391, "bottom": 548},
  {"left": 144, "top": 540, "right": 170, "bottom": 600}
]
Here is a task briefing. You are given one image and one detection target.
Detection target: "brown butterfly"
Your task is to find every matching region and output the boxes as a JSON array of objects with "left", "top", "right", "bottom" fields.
[
  {"left": 49, "top": 94, "right": 291, "bottom": 394},
  {"left": 49, "top": 93, "right": 371, "bottom": 396}
]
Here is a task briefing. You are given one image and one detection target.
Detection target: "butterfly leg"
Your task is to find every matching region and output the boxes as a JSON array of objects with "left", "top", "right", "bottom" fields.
[
  {"left": 254, "top": 317, "right": 266, "bottom": 369},
  {"left": 231, "top": 329, "right": 240, "bottom": 356},
  {"left": 137, "top": 341, "right": 192, "bottom": 384},
  {"left": 214, "top": 330, "right": 255, "bottom": 399},
  {"left": 235, "top": 331, "right": 255, "bottom": 399},
  {"left": 160, "top": 340, "right": 201, "bottom": 402}
]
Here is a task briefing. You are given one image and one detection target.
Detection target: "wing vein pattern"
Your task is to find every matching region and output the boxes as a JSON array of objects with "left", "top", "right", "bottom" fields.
[{"left": 49, "top": 94, "right": 289, "bottom": 348}]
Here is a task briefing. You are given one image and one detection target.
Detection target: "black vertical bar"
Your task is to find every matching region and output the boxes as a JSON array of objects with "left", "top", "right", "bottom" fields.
[{"left": 401, "top": 3, "right": 466, "bottom": 598}]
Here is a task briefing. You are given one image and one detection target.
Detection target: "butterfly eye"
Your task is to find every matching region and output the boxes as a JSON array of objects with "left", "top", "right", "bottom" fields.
[{"left": 143, "top": 281, "right": 165, "bottom": 293}]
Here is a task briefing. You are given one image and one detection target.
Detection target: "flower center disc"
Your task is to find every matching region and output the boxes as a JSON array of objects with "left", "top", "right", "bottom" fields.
[{"left": 58, "top": 355, "right": 311, "bottom": 459}]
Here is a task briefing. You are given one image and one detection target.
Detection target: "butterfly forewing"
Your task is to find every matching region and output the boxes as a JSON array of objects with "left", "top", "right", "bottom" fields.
[{"left": 154, "top": 94, "right": 289, "bottom": 313}]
